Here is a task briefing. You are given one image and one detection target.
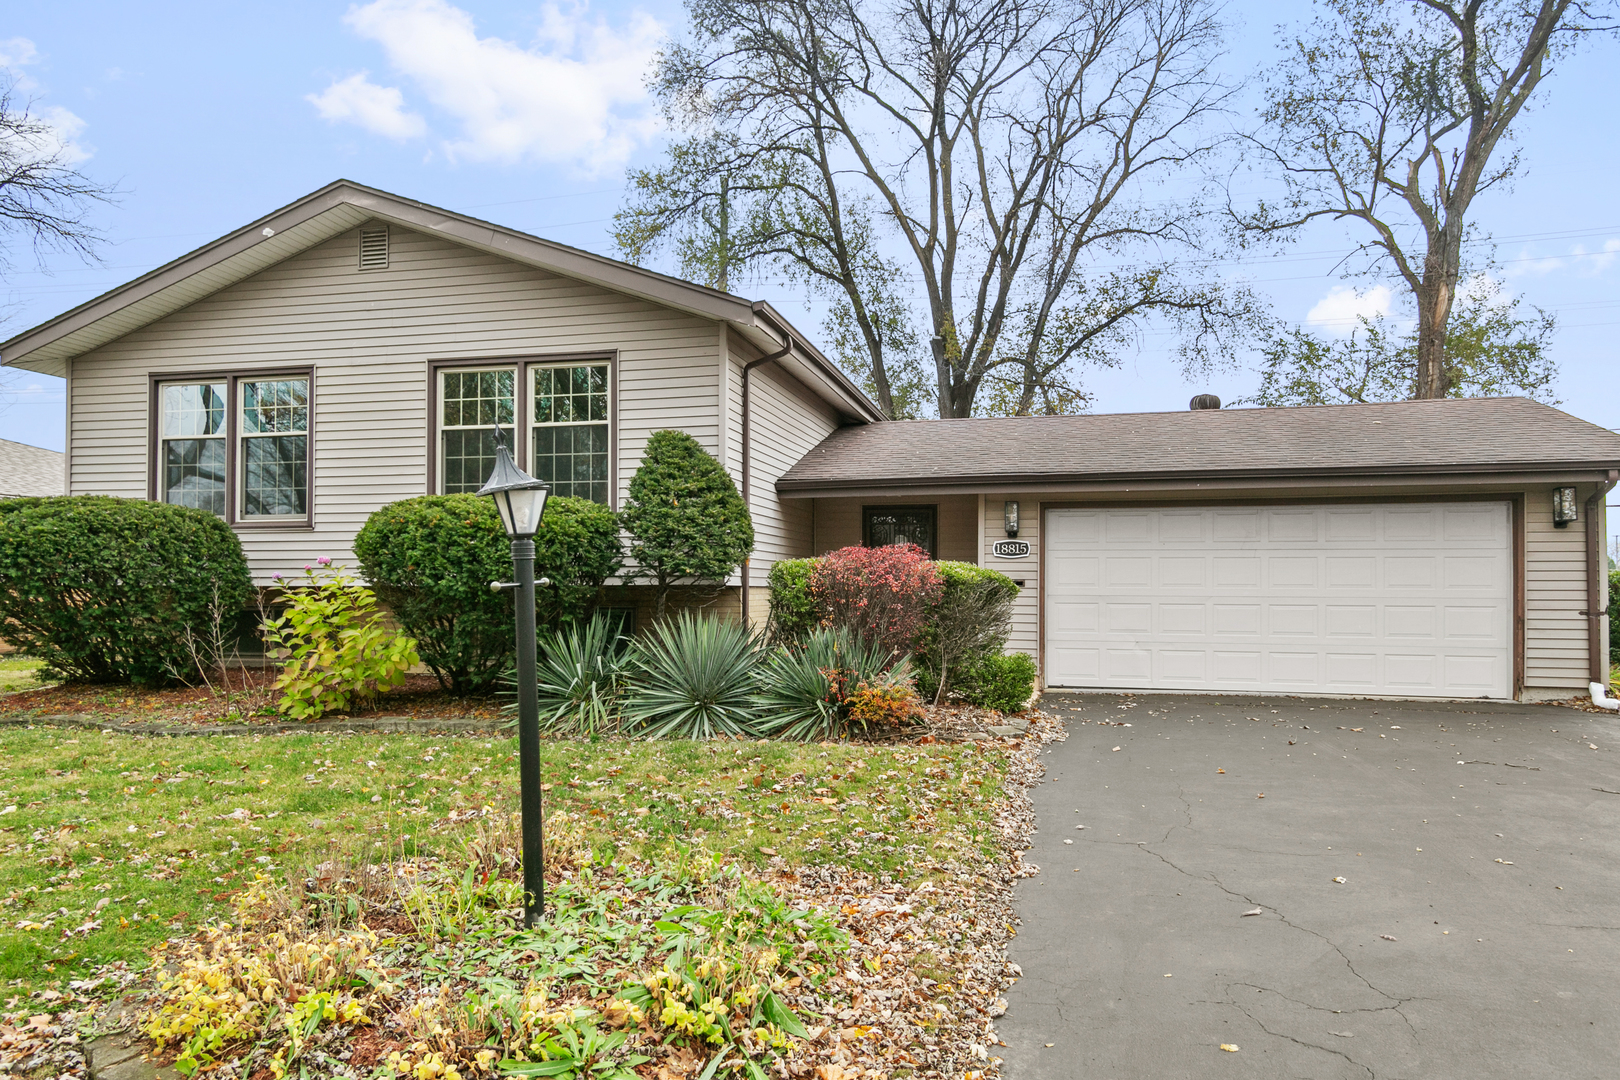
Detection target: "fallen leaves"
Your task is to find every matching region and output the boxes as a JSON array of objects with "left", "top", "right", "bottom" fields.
[
  {"left": 1220, "top": 1043, "right": 1240, "bottom": 1052},
  {"left": 1242, "top": 908, "right": 1263, "bottom": 917}
]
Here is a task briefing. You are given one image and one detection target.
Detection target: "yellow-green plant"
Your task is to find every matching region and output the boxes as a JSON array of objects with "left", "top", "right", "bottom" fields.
[{"left": 262, "top": 561, "right": 420, "bottom": 720}]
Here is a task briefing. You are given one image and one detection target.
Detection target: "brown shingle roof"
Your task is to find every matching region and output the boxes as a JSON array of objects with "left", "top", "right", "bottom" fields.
[
  {"left": 0, "top": 439, "right": 63, "bottom": 499},
  {"left": 777, "top": 397, "right": 1620, "bottom": 492}
]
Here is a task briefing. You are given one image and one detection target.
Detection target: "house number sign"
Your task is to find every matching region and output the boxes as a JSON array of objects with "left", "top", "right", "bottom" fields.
[{"left": 992, "top": 540, "right": 1031, "bottom": 559}]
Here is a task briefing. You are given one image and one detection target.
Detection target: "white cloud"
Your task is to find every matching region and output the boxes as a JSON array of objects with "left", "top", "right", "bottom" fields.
[
  {"left": 1305, "top": 285, "right": 1394, "bottom": 332},
  {"left": 1, "top": 38, "right": 93, "bottom": 164},
  {"left": 1507, "top": 238, "right": 1620, "bottom": 277},
  {"left": 315, "top": 0, "right": 663, "bottom": 171},
  {"left": 307, "top": 72, "right": 427, "bottom": 140},
  {"left": 0, "top": 37, "right": 40, "bottom": 73}
]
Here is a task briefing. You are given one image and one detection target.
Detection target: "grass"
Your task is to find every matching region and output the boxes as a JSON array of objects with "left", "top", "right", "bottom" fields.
[
  {"left": 0, "top": 657, "right": 48, "bottom": 694},
  {"left": 0, "top": 725, "right": 1007, "bottom": 997}
]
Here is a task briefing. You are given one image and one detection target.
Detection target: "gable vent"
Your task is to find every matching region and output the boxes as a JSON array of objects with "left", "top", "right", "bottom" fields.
[{"left": 358, "top": 226, "right": 389, "bottom": 270}]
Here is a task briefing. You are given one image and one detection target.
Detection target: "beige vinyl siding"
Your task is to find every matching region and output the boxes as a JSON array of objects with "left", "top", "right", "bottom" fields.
[
  {"left": 733, "top": 343, "right": 841, "bottom": 623},
  {"left": 1523, "top": 483, "right": 1591, "bottom": 691},
  {"left": 68, "top": 223, "right": 721, "bottom": 582}
]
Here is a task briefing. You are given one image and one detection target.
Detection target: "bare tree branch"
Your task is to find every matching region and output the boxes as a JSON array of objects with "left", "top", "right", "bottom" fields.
[
  {"left": 1230, "top": 0, "right": 1614, "bottom": 398},
  {"left": 618, "top": 0, "right": 1249, "bottom": 417},
  {"left": 0, "top": 77, "right": 115, "bottom": 274}
]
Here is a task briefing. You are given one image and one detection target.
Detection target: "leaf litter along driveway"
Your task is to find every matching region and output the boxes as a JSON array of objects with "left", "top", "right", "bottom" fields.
[{"left": 998, "top": 694, "right": 1620, "bottom": 1079}]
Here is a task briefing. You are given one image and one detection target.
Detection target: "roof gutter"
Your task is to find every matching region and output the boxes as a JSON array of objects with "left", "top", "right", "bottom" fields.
[
  {"left": 1584, "top": 470, "right": 1620, "bottom": 709},
  {"left": 737, "top": 316, "right": 796, "bottom": 629}
]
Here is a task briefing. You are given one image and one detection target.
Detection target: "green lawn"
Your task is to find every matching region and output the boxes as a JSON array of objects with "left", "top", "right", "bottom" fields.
[
  {"left": 0, "top": 657, "right": 47, "bottom": 694},
  {"left": 0, "top": 725, "right": 1006, "bottom": 995}
]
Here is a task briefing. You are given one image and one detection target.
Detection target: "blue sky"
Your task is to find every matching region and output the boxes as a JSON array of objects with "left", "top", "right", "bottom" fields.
[{"left": 3, "top": 0, "right": 1617, "bottom": 461}]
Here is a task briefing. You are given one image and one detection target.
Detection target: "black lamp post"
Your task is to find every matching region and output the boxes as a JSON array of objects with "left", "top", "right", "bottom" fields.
[{"left": 477, "top": 430, "right": 550, "bottom": 926}]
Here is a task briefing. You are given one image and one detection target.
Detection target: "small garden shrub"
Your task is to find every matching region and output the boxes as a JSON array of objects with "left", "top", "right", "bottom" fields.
[
  {"left": 809, "top": 544, "right": 942, "bottom": 660},
  {"left": 262, "top": 563, "right": 420, "bottom": 721},
  {"left": 766, "top": 557, "right": 818, "bottom": 641},
  {"left": 755, "top": 627, "right": 917, "bottom": 741},
  {"left": 622, "top": 612, "right": 761, "bottom": 738},
  {"left": 503, "top": 612, "right": 630, "bottom": 735},
  {"left": 0, "top": 496, "right": 252, "bottom": 685},
  {"left": 923, "top": 561, "right": 1019, "bottom": 703},
  {"left": 622, "top": 430, "right": 754, "bottom": 620},
  {"left": 355, "top": 494, "right": 621, "bottom": 694},
  {"left": 958, "top": 651, "right": 1037, "bottom": 713}
]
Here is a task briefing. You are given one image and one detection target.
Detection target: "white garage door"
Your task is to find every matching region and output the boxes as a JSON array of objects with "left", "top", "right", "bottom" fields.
[{"left": 1043, "top": 503, "right": 1512, "bottom": 698}]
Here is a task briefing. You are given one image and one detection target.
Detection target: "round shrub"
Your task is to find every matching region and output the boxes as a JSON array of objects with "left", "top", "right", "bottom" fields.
[
  {"left": 0, "top": 496, "right": 252, "bottom": 685},
  {"left": 922, "top": 561, "right": 1019, "bottom": 702},
  {"left": 809, "top": 544, "right": 942, "bottom": 659},
  {"left": 960, "top": 651, "right": 1038, "bottom": 713},
  {"left": 354, "top": 494, "right": 622, "bottom": 695}
]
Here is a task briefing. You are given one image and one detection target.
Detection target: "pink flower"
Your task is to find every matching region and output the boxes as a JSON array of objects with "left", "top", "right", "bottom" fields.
[
  {"left": 303, "top": 565, "right": 312, "bottom": 571},
  {"left": 272, "top": 573, "right": 283, "bottom": 581},
  {"left": 317, "top": 556, "right": 332, "bottom": 566}
]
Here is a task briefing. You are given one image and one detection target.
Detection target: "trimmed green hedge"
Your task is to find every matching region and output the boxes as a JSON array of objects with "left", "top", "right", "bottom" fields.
[
  {"left": 354, "top": 494, "right": 621, "bottom": 694},
  {"left": 958, "top": 652, "right": 1038, "bottom": 713},
  {"left": 0, "top": 496, "right": 252, "bottom": 685},
  {"left": 766, "top": 558, "right": 819, "bottom": 641},
  {"left": 1611, "top": 570, "right": 1619, "bottom": 667}
]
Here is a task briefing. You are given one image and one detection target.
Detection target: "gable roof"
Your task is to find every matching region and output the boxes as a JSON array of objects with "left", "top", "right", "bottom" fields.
[
  {"left": 778, "top": 397, "right": 1620, "bottom": 493},
  {"left": 0, "top": 439, "right": 64, "bottom": 498},
  {"left": 0, "top": 180, "right": 883, "bottom": 423}
]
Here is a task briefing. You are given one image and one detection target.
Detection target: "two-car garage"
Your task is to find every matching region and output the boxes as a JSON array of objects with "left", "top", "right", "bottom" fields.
[
  {"left": 780, "top": 396, "right": 1620, "bottom": 704},
  {"left": 1042, "top": 503, "right": 1513, "bottom": 699}
]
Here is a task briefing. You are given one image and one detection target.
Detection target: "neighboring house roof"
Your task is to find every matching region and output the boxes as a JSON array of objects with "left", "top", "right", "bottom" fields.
[
  {"left": 0, "top": 438, "right": 64, "bottom": 498},
  {"left": 0, "top": 180, "right": 884, "bottom": 424},
  {"left": 778, "top": 397, "right": 1620, "bottom": 493}
]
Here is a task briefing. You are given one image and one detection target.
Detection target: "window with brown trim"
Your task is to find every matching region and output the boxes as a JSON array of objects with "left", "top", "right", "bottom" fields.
[
  {"left": 432, "top": 357, "right": 615, "bottom": 505},
  {"left": 153, "top": 371, "right": 313, "bottom": 526},
  {"left": 863, "top": 504, "right": 937, "bottom": 557}
]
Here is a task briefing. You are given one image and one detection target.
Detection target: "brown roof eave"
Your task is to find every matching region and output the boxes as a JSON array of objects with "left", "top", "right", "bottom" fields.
[{"left": 775, "top": 459, "right": 1620, "bottom": 495}]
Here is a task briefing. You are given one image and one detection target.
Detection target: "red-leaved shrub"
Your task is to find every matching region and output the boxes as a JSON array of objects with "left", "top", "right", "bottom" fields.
[{"left": 809, "top": 544, "right": 943, "bottom": 659}]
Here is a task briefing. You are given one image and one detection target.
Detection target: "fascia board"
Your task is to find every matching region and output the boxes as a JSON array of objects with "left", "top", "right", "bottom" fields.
[{"left": 776, "top": 468, "right": 1620, "bottom": 500}]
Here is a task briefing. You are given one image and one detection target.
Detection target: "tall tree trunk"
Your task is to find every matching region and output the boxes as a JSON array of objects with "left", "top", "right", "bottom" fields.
[{"left": 1412, "top": 239, "right": 1461, "bottom": 399}]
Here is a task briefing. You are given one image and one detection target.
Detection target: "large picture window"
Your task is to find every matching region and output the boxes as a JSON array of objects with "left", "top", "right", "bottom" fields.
[
  {"left": 434, "top": 358, "right": 613, "bottom": 505},
  {"left": 156, "top": 372, "right": 312, "bottom": 525}
]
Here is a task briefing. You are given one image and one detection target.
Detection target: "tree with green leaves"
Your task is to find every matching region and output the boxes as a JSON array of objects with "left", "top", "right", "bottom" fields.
[
  {"left": 621, "top": 430, "right": 754, "bottom": 621},
  {"left": 1245, "top": 282, "right": 1557, "bottom": 407},
  {"left": 615, "top": 0, "right": 1260, "bottom": 419},
  {"left": 1232, "top": 0, "right": 1611, "bottom": 398}
]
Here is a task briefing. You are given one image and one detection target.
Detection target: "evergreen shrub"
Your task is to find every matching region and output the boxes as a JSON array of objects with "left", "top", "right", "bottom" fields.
[
  {"left": 765, "top": 558, "right": 818, "bottom": 641},
  {"left": 0, "top": 496, "right": 251, "bottom": 685},
  {"left": 621, "top": 431, "right": 753, "bottom": 620},
  {"left": 959, "top": 652, "right": 1037, "bottom": 713},
  {"left": 354, "top": 494, "right": 621, "bottom": 694}
]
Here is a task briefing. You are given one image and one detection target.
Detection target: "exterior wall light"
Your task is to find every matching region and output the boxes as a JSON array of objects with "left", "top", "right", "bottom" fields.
[
  {"left": 1552, "top": 486, "right": 1579, "bottom": 528},
  {"left": 1004, "top": 500, "right": 1020, "bottom": 537},
  {"left": 479, "top": 430, "right": 550, "bottom": 925}
]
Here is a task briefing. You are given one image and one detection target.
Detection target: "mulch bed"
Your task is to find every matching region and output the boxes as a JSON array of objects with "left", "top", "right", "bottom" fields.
[{"left": 0, "top": 671, "right": 502, "bottom": 727}]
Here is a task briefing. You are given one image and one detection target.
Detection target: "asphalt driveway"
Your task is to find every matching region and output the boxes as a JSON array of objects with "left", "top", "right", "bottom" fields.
[{"left": 998, "top": 693, "right": 1620, "bottom": 1079}]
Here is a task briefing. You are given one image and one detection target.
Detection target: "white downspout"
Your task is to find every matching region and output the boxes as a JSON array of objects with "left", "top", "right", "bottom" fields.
[{"left": 1586, "top": 471, "right": 1620, "bottom": 709}]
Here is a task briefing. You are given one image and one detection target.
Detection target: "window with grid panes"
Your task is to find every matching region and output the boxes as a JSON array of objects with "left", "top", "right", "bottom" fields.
[
  {"left": 240, "top": 378, "right": 308, "bottom": 517},
  {"left": 532, "top": 363, "right": 609, "bottom": 504},
  {"left": 439, "top": 369, "right": 515, "bottom": 493},
  {"left": 159, "top": 383, "right": 228, "bottom": 514}
]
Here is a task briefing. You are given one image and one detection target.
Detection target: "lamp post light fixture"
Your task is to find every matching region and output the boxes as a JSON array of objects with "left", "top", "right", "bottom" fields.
[
  {"left": 478, "top": 430, "right": 550, "bottom": 926},
  {"left": 1003, "top": 500, "right": 1020, "bottom": 538}
]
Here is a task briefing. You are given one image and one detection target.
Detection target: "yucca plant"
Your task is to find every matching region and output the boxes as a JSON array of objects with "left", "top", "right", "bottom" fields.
[
  {"left": 755, "top": 626, "right": 915, "bottom": 741},
  {"left": 621, "top": 612, "right": 762, "bottom": 739},
  {"left": 501, "top": 614, "right": 630, "bottom": 736}
]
